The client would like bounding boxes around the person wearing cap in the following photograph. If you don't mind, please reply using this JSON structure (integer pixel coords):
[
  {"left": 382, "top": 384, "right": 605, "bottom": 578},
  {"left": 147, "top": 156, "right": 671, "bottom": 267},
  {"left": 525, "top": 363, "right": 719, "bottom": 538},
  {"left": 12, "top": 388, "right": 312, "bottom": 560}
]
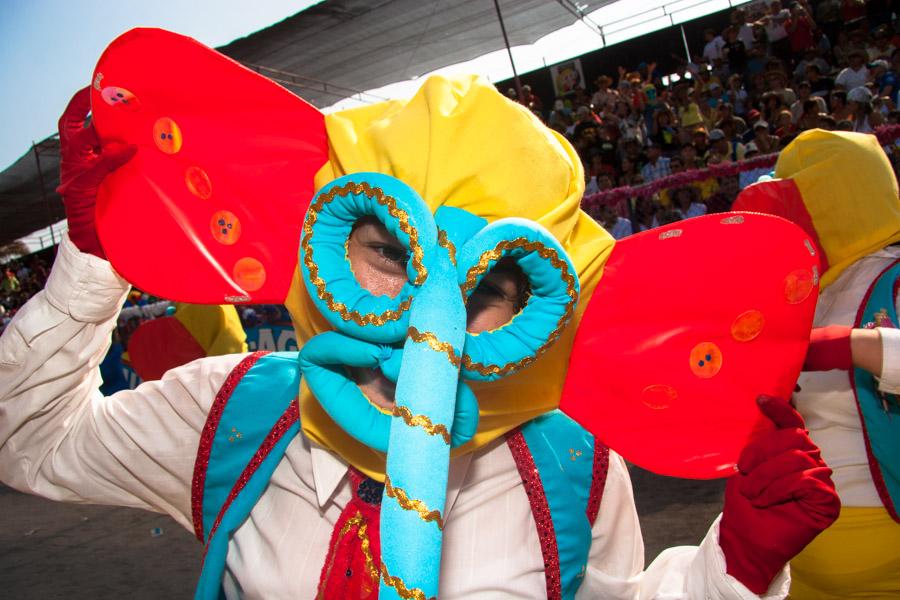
[
  {"left": 737, "top": 142, "right": 769, "bottom": 190},
  {"left": 734, "top": 129, "right": 900, "bottom": 599},
  {"left": 639, "top": 141, "right": 671, "bottom": 182},
  {"left": 710, "top": 127, "right": 745, "bottom": 163},
  {"left": 847, "top": 85, "right": 884, "bottom": 134},
  {"left": 752, "top": 119, "right": 778, "bottom": 154},
  {"left": 874, "top": 53, "right": 899, "bottom": 103},
  {"left": 836, "top": 49, "right": 870, "bottom": 91}
]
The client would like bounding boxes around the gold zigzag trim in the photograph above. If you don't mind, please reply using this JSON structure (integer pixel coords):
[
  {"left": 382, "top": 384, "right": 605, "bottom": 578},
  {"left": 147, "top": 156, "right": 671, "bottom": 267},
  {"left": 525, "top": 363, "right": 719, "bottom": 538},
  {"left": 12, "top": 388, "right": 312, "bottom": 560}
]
[
  {"left": 437, "top": 229, "right": 456, "bottom": 265},
  {"left": 460, "top": 237, "right": 578, "bottom": 377},
  {"left": 391, "top": 405, "right": 451, "bottom": 445},
  {"left": 384, "top": 474, "right": 445, "bottom": 530},
  {"left": 338, "top": 511, "right": 379, "bottom": 583},
  {"left": 407, "top": 326, "right": 461, "bottom": 367},
  {"left": 381, "top": 563, "right": 435, "bottom": 600},
  {"left": 301, "top": 181, "right": 426, "bottom": 326}
]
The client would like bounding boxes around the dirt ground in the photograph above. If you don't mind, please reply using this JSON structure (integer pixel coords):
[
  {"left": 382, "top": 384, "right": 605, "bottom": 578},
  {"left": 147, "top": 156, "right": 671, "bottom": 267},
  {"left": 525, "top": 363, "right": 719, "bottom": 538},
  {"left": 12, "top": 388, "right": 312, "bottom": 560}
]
[{"left": 0, "top": 467, "right": 724, "bottom": 598}]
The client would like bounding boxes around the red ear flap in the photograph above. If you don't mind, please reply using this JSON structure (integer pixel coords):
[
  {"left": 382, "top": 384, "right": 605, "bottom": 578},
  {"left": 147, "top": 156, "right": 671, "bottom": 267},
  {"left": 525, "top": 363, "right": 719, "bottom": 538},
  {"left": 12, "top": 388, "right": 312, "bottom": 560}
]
[
  {"left": 560, "top": 212, "right": 820, "bottom": 479},
  {"left": 732, "top": 178, "right": 829, "bottom": 270},
  {"left": 91, "top": 28, "right": 328, "bottom": 304}
]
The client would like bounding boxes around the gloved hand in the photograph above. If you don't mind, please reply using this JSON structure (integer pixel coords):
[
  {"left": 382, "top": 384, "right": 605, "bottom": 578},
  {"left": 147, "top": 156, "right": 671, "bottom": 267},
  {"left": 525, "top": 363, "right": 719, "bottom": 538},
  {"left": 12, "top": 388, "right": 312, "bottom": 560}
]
[
  {"left": 56, "top": 87, "right": 136, "bottom": 258},
  {"left": 803, "top": 325, "right": 853, "bottom": 371},
  {"left": 719, "top": 396, "right": 840, "bottom": 594}
]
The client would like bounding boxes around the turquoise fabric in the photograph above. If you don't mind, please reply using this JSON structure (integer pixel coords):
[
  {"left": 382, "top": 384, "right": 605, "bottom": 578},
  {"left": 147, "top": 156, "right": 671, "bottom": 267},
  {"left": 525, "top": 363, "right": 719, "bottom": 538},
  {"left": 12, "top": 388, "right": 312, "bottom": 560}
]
[
  {"left": 456, "top": 218, "right": 580, "bottom": 381},
  {"left": 298, "top": 332, "right": 479, "bottom": 450},
  {"left": 520, "top": 411, "right": 596, "bottom": 600},
  {"left": 853, "top": 260, "right": 900, "bottom": 515},
  {"left": 297, "top": 172, "right": 581, "bottom": 599},
  {"left": 195, "top": 352, "right": 302, "bottom": 600}
]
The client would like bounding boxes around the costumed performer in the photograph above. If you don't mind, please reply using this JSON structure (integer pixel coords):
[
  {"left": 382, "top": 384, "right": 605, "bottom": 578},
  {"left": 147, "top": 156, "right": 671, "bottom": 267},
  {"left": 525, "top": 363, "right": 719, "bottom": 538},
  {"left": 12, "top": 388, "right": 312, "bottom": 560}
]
[
  {"left": 0, "top": 73, "right": 836, "bottom": 599},
  {"left": 733, "top": 128, "right": 900, "bottom": 599}
]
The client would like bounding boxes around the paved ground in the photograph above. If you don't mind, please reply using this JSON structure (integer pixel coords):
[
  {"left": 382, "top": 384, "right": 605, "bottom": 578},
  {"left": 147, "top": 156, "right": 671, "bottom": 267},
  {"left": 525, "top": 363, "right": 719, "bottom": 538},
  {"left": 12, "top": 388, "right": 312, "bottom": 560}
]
[{"left": 0, "top": 467, "right": 724, "bottom": 598}]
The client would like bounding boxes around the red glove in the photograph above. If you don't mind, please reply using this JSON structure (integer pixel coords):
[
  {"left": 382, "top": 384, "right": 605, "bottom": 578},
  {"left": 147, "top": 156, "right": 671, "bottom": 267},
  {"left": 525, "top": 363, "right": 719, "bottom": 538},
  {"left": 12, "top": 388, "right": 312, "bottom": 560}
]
[
  {"left": 719, "top": 396, "right": 840, "bottom": 594},
  {"left": 56, "top": 87, "right": 136, "bottom": 258},
  {"left": 803, "top": 325, "right": 853, "bottom": 371}
]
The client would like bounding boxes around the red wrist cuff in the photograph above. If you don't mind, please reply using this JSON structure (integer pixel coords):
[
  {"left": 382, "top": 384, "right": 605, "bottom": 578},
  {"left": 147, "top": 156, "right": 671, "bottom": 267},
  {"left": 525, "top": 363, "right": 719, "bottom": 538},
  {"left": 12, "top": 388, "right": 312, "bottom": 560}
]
[{"left": 804, "top": 325, "right": 853, "bottom": 371}]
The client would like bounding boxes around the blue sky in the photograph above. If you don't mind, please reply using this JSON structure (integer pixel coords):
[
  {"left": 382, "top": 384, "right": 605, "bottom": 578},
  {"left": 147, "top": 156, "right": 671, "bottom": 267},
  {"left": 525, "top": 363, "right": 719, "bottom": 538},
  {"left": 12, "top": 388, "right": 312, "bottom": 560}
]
[{"left": 1, "top": 0, "right": 320, "bottom": 171}]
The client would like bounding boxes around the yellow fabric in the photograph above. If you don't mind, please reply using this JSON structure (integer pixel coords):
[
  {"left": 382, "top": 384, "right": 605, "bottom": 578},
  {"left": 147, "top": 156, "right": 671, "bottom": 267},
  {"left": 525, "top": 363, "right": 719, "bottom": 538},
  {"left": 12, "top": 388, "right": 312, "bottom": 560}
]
[
  {"left": 284, "top": 74, "right": 614, "bottom": 480},
  {"left": 173, "top": 304, "right": 248, "bottom": 356},
  {"left": 789, "top": 506, "right": 900, "bottom": 599},
  {"left": 775, "top": 129, "right": 900, "bottom": 289}
]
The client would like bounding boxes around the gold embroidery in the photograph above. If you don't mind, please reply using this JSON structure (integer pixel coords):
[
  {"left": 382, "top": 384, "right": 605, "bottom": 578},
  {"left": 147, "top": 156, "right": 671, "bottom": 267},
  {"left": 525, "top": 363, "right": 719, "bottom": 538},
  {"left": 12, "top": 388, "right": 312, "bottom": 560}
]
[
  {"left": 384, "top": 474, "right": 445, "bottom": 529},
  {"left": 437, "top": 229, "right": 456, "bottom": 265},
  {"left": 336, "top": 511, "right": 379, "bottom": 583},
  {"left": 459, "top": 238, "right": 578, "bottom": 376},
  {"left": 381, "top": 561, "right": 436, "bottom": 600},
  {"left": 391, "top": 405, "right": 451, "bottom": 445},
  {"left": 407, "top": 326, "right": 461, "bottom": 367},
  {"left": 301, "top": 181, "right": 427, "bottom": 325}
]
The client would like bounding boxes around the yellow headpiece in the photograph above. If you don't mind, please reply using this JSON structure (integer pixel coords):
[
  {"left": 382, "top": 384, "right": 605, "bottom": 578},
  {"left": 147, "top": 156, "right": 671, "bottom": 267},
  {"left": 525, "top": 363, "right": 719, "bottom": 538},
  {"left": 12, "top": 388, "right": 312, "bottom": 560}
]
[
  {"left": 774, "top": 129, "right": 900, "bottom": 288},
  {"left": 285, "top": 75, "right": 613, "bottom": 479}
]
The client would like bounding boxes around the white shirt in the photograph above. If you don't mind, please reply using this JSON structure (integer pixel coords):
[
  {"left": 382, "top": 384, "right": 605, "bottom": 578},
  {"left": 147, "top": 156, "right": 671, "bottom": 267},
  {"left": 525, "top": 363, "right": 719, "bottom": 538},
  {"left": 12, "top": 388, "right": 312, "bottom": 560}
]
[
  {"left": 795, "top": 246, "right": 900, "bottom": 507},
  {"left": 703, "top": 36, "right": 726, "bottom": 62},
  {"left": 835, "top": 66, "right": 869, "bottom": 91},
  {"left": 0, "top": 235, "right": 789, "bottom": 599}
]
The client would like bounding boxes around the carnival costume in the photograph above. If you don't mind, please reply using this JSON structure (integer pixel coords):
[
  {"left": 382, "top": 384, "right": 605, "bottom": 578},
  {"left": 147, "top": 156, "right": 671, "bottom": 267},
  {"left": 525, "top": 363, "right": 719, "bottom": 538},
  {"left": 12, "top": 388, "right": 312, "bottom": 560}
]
[
  {"left": 0, "top": 29, "right": 838, "bottom": 599},
  {"left": 735, "top": 129, "right": 900, "bottom": 598}
]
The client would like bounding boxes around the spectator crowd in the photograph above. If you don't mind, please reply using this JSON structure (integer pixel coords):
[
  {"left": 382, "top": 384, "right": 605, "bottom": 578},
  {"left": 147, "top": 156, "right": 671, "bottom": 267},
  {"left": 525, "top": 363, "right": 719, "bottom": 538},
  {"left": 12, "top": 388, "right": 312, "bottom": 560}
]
[{"left": 512, "top": 0, "right": 900, "bottom": 238}]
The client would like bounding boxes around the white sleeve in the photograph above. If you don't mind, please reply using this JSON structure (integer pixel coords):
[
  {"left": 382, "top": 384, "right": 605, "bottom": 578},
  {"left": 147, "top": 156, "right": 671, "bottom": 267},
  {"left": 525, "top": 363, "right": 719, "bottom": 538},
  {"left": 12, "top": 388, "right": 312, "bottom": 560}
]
[
  {"left": 576, "top": 452, "right": 789, "bottom": 599},
  {"left": 877, "top": 327, "right": 900, "bottom": 393},
  {"left": 0, "top": 235, "right": 245, "bottom": 530}
]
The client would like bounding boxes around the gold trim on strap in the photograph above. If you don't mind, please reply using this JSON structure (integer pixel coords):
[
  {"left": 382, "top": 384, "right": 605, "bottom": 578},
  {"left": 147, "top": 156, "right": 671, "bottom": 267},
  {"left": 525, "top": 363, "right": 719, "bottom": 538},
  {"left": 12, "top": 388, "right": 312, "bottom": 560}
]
[
  {"left": 407, "top": 326, "right": 461, "bottom": 367},
  {"left": 384, "top": 474, "right": 445, "bottom": 530},
  {"left": 391, "top": 405, "right": 451, "bottom": 445},
  {"left": 380, "top": 562, "right": 436, "bottom": 600},
  {"left": 437, "top": 229, "right": 456, "bottom": 265}
]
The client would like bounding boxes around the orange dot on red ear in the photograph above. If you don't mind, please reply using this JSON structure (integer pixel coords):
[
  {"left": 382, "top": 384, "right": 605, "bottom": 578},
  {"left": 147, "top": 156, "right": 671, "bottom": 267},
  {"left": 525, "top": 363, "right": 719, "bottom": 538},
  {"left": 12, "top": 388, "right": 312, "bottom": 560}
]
[
  {"left": 210, "top": 210, "right": 241, "bottom": 245},
  {"left": 152, "top": 117, "right": 183, "bottom": 154},
  {"left": 641, "top": 384, "right": 679, "bottom": 409},
  {"left": 784, "top": 269, "right": 814, "bottom": 304},
  {"left": 690, "top": 342, "right": 722, "bottom": 378},
  {"left": 186, "top": 166, "right": 212, "bottom": 199},
  {"left": 100, "top": 86, "right": 138, "bottom": 109},
  {"left": 233, "top": 257, "right": 266, "bottom": 292},
  {"left": 731, "top": 309, "right": 765, "bottom": 342}
]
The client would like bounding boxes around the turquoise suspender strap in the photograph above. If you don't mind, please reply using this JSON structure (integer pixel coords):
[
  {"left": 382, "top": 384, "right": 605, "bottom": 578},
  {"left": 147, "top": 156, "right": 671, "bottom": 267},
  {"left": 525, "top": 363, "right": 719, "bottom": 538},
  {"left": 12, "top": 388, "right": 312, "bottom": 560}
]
[
  {"left": 192, "top": 351, "right": 303, "bottom": 600},
  {"left": 852, "top": 259, "right": 900, "bottom": 521},
  {"left": 518, "top": 411, "right": 597, "bottom": 600}
]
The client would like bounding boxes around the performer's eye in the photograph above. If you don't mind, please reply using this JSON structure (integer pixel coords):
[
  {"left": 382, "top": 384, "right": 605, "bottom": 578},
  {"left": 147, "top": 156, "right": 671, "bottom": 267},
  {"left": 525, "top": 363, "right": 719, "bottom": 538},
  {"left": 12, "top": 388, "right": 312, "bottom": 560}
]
[{"left": 373, "top": 244, "right": 409, "bottom": 266}]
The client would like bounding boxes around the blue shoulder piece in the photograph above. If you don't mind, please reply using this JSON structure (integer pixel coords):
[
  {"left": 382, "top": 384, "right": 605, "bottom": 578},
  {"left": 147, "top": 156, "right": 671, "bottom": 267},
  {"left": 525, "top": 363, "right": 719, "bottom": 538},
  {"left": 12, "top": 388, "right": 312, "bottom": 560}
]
[
  {"left": 193, "top": 351, "right": 302, "bottom": 600},
  {"left": 853, "top": 259, "right": 900, "bottom": 521},
  {"left": 519, "top": 411, "right": 595, "bottom": 600}
]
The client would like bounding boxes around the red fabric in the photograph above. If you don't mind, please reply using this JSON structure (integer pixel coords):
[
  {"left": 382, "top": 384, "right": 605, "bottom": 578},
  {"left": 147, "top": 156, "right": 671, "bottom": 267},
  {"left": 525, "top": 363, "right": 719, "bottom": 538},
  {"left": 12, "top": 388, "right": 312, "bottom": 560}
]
[
  {"left": 127, "top": 316, "right": 206, "bottom": 381},
  {"left": 732, "top": 178, "right": 829, "bottom": 273},
  {"left": 56, "top": 87, "right": 136, "bottom": 258},
  {"left": 90, "top": 28, "right": 328, "bottom": 304},
  {"left": 719, "top": 396, "right": 840, "bottom": 594},
  {"left": 560, "top": 212, "right": 819, "bottom": 479},
  {"left": 317, "top": 469, "right": 383, "bottom": 600},
  {"left": 804, "top": 325, "right": 854, "bottom": 371}
]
